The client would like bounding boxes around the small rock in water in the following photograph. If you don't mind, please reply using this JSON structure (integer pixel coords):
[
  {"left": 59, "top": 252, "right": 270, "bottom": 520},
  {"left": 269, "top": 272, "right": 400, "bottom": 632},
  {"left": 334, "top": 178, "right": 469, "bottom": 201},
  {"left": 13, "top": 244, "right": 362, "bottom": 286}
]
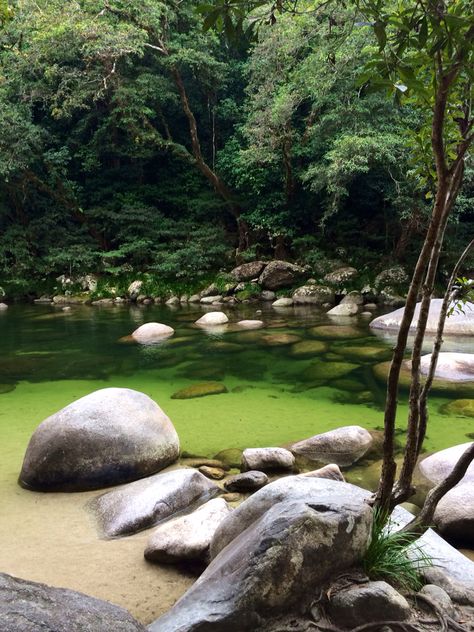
[
  {"left": 224, "top": 471, "right": 269, "bottom": 492},
  {"left": 214, "top": 448, "right": 243, "bottom": 469},
  {"left": 236, "top": 319, "right": 264, "bottom": 329},
  {"left": 327, "top": 302, "right": 359, "bottom": 316},
  {"left": 199, "top": 465, "right": 226, "bottom": 480},
  {"left": 0, "top": 302, "right": 8, "bottom": 310},
  {"left": 144, "top": 498, "right": 231, "bottom": 564},
  {"left": 195, "top": 311, "right": 229, "bottom": 326},
  {"left": 171, "top": 382, "right": 228, "bottom": 399},
  {"left": 241, "top": 447, "right": 295, "bottom": 472},
  {"left": 291, "top": 426, "right": 373, "bottom": 467},
  {"left": 131, "top": 322, "right": 174, "bottom": 343},
  {"left": 271, "top": 297, "right": 293, "bottom": 307}
]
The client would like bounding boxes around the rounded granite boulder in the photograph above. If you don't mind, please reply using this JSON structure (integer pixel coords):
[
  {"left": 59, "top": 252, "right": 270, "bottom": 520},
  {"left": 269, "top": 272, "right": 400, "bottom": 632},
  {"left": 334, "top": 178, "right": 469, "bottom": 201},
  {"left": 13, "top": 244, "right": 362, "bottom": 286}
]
[{"left": 19, "top": 387, "right": 180, "bottom": 492}]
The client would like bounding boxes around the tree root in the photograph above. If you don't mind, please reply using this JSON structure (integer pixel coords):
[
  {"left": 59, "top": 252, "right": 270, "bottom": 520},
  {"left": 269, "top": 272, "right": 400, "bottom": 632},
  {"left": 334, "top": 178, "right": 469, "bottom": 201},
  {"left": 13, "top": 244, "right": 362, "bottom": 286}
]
[{"left": 409, "top": 592, "right": 470, "bottom": 632}]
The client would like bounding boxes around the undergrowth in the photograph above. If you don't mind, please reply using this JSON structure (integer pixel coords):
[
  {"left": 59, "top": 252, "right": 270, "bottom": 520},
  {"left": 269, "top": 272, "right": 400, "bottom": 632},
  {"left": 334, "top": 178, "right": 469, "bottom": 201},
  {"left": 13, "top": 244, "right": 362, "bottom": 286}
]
[{"left": 363, "top": 509, "right": 433, "bottom": 592}]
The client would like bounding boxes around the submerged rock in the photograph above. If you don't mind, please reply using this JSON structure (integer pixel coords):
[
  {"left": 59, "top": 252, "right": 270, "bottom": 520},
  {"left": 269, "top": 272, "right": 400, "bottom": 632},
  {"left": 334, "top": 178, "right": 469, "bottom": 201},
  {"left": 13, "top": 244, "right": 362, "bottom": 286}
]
[
  {"left": 342, "top": 345, "right": 392, "bottom": 362},
  {"left": 144, "top": 498, "right": 232, "bottom": 564},
  {"left": 19, "top": 388, "right": 180, "bottom": 492},
  {"left": 131, "top": 322, "right": 174, "bottom": 343},
  {"left": 149, "top": 478, "right": 372, "bottom": 632},
  {"left": 89, "top": 468, "right": 219, "bottom": 538},
  {"left": 262, "top": 333, "right": 301, "bottom": 346},
  {"left": 440, "top": 399, "right": 474, "bottom": 417},
  {"left": 309, "top": 324, "right": 364, "bottom": 339},
  {"left": 301, "top": 361, "right": 358, "bottom": 382},
  {"left": 0, "top": 383, "right": 15, "bottom": 394},
  {"left": 241, "top": 447, "right": 295, "bottom": 472},
  {"left": 0, "top": 572, "right": 146, "bottom": 632},
  {"left": 370, "top": 299, "right": 474, "bottom": 336},
  {"left": 290, "top": 340, "right": 327, "bottom": 357},
  {"left": 214, "top": 448, "right": 243, "bottom": 469},
  {"left": 195, "top": 311, "right": 229, "bottom": 326},
  {"left": 171, "top": 382, "right": 228, "bottom": 399},
  {"left": 291, "top": 426, "right": 373, "bottom": 467}
]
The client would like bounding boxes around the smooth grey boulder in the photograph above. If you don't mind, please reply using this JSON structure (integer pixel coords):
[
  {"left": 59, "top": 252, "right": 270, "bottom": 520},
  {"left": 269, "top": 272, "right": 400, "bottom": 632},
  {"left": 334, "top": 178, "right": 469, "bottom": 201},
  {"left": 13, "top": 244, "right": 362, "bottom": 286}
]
[
  {"left": 230, "top": 261, "right": 267, "bottom": 282},
  {"left": 418, "top": 442, "right": 474, "bottom": 486},
  {"left": 200, "top": 295, "right": 223, "bottom": 305},
  {"left": 211, "top": 476, "right": 370, "bottom": 559},
  {"left": 328, "top": 580, "right": 410, "bottom": 628},
  {"left": 370, "top": 299, "right": 474, "bottom": 336},
  {"left": 433, "top": 483, "right": 474, "bottom": 545},
  {"left": 131, "top": 322, "right": 174, "bottom": 343},
  {"left": 148, "top": 494, "right": 372, "bottom": 632},
  {"left": 0, "top": 572, "right": 146, "bottom": 632},
  {"left": 241, "top": 447, "right": 295, "bottom": 472},
  {"left": 260, "top": 290, "right": 276, "bottom": 301},
  {"left": 419, "top": 352, "right": 474, "bottom": 381},
  {"left": 301, "top": 463, "right": 345, "bottom": 481},
  {"left": 327, "top": 302, "right": 359, "bottom": 316},
  {"left": 195, "top": 311, "right": 229, "bottom": 326},
  {"left": 89, "top": 468, "right": 219, "bottom": 538},
  {"left": 19, "top": 388, "right": 180, "bottom": 492},
  {"left": 291, "top": 426, "right": 373, "bottom": 467},
  {"left": 292, "top": 285, "right": 335, "bottom": 305},
  {"left": 144, "top": 498, "right": 232, "bottom": 563},
  {"left": 224, "top": 471, "right": 269, "bottom": 492},
  {"left": 258, "top": 260, "right": 305, "bottom": 290},
  {"left": 0, "top": 302, "right": 8, "bottom": 310}
]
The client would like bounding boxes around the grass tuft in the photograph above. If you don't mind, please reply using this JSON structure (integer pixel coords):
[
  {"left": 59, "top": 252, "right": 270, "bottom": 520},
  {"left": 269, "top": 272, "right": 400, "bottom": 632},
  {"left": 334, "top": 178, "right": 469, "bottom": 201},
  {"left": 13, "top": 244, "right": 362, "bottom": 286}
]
[{"left": 363, "top": 509, "right": 433, "bottom": 592}]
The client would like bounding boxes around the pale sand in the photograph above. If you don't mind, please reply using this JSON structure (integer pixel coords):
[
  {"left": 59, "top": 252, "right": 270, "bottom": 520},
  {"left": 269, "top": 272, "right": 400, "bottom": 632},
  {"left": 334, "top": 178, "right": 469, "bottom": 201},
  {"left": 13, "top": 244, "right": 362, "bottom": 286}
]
[{"left": 0, "top": 470, "right": 194, "bottom": 625}]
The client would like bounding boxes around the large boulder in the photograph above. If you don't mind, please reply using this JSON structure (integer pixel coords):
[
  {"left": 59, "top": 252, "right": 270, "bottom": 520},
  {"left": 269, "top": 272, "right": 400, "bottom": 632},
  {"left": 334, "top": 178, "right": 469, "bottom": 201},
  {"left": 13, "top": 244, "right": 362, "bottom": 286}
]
[
  {"left": 258, "top": 260, "right": 305, "bottom": 290},
  {"left": 323, "top": 266, "right": 358, "bottom": 286},
  {"left": 19, "top": 388, "right": 180, "bottom": 492},
  {"left": 144, "top": 498, "right": 232, "bottom": 563},
  {"left": 210, "top": 476, "right": 370, "bottom": 559},
  {"left": 149, "top": 479, "right": 372, "bottom": 632},
  {"left": 131, "top": 322, "right": 174, "bottom": 344},
  {"left": 127, "top": 280, "right": 143, "bottom": 300},
  {"left": 0, "top": 572, "right": 146, "bottom": 632},
  {"left": 89, "top": 468, "right": 219, "bottom": 538},
  {"left": 370, "top": 299, "right": 474, "bottom": 336},
  {"left": 373, "top": 356, "right": 474, "bottom": 396},
  {"left": 433, "top": 483, "right": 474, "bottom": 545},
  {"left": 230, "top": 261, "right": 267, "bottom": 282},
  {"left": 292, "top": 285, "right": 335, "bottom": 305},
  {"left": 374, "top": 266, "right": 409, "bottom": 290},
  {"left": 418, "top": 443, "right": 474, "bottom": 487},
  {"left": 291, "top": 426, "right": 373, "bottom": 467},
  {"left": 195, "top": 312, "right": 229, "bottom": 326}
]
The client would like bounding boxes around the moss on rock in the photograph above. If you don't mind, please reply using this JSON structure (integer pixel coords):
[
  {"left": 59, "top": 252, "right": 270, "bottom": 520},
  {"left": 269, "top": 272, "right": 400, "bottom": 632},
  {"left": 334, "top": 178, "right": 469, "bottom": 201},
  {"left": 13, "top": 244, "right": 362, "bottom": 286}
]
[{"left": 171, "top": 382, "right": 228, "bottom": 399}]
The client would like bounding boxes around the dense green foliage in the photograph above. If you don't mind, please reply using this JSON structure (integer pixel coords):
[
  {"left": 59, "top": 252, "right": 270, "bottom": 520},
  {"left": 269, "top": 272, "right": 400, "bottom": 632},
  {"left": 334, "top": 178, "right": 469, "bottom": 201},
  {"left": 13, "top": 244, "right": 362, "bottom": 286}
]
[{"left": 0, "top": 0, "right": 472, "bottom": 296}]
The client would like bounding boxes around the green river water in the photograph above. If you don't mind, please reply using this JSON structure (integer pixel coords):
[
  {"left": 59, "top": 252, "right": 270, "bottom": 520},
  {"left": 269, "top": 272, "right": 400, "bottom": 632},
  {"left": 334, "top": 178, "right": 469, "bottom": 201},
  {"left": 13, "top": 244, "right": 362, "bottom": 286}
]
[{"left": 0, "top": 302, "right": 472, "bottom": 623}]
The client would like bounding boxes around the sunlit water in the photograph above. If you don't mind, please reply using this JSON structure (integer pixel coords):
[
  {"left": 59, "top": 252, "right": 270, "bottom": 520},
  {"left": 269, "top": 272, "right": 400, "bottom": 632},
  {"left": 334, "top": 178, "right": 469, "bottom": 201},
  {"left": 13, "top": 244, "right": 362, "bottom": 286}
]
[{"left": 0, "top": 302, "right": 472, "bottom": 622}]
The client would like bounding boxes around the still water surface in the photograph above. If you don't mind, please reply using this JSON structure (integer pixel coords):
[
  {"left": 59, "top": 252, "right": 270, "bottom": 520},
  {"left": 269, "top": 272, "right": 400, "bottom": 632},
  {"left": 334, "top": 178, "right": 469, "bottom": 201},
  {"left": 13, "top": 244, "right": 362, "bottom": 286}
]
[{"left": 0, "top": 303, "right": 472, "bottom": 622}]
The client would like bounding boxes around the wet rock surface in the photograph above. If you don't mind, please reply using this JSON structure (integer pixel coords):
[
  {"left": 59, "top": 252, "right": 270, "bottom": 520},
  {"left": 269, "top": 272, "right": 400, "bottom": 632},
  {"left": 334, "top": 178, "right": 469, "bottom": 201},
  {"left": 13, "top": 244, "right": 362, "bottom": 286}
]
[
  {"left": 291, "top": 426, "right": 373, "bottom": 467},
  {"left": 241, "top": 447, "right": 295, "bottom": 472}
]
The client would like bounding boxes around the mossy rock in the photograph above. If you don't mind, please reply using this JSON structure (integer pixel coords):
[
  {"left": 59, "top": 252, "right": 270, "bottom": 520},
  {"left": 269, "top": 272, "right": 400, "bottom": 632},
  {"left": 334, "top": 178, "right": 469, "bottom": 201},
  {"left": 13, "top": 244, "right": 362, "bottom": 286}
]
[
  {"left": 171, "top": 382, "right": 228, "bottom": 399},
  {"left": 290, "top": 340, "right": 328, "bottom": 357},
  {"left": 301, "top": 361, "right": 359, "bottom": 382},
  {"left": 0, "top": 383, "right": 16, "bottom": 394},
  {"left": 177, "top": 361, "right": 225, "bottom": 381},
  {"left": 233, "top": 331, "right": 265, "bottom": 344},
  {"left": 331, "top": 378, "right": 367, "bottom": 393},
  {"left": 309, "top": 325, "right": 365, "bottom": 339},
  {"left": 213, "top": 448, "right": 243, "bottom": 469},
  {"left": 373, "top": 361, "right": 474, "bottom": 396},
  {"left": 341, "top": 345, "right": 392, "bottom": 363},
  {"left": 440, "top": 399, "right": 474, "bottom": 418},
  {"left": 333, "top": 390, "right": 374, "bottom": 405},
  {"left": 209, "top": 342, "right": 243, "bottom": 353},
  {"left": 262, "top": 333, "right": 302, "bottom": 346}
]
